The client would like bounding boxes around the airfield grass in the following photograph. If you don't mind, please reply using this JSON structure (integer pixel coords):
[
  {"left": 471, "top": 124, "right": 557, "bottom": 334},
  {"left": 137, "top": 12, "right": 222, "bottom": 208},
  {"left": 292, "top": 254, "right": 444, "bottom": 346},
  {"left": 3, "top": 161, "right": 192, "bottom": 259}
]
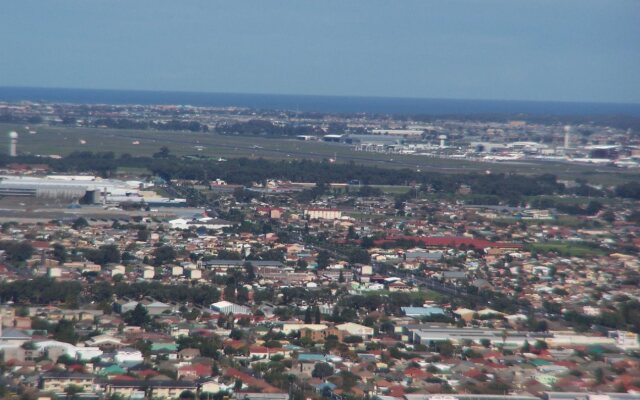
[
  {"left": 116, "top": 166, "right": 151, "bottom": 175},
  {"left": 1, "top": 123, "right": 638, "bottom": 184}
]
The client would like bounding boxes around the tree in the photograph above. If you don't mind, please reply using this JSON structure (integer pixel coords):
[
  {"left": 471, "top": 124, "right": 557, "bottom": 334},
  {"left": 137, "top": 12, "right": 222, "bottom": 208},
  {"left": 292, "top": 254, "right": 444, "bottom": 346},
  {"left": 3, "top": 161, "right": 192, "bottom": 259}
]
[
  {"left": 627, "top": 211, "right": 640, "bottom": 224},
  {"left": 338, "top": 370, "right": 360, "bottom": 391},
  {"left": 153, "top": 146, "right": 171, "bottom": 158},
  {"left": 534, "top": 340, "right": 548, "bottom": 350},
  {"left": 312, "top": 362, "right": 334, "bottom": 379},
  {"left": 0, "top": 240, "right": 34, "bottom": 263},
  {"left": 137, "top": 228, "right": 150, "bottom": 242},
  {"left": 179, "top": 391, "right": 196, "bottom": 400},
  {"left": 347, "top": 248, "right": 371, "bottom": 264},
  {"left": 316, "top": 250, "right": 330, "bottom": 270},
  {"left": 134, "top": 339, "right": 152, "bottom": 358},
  {"left": 343, "top": 335, "right": 363, "bottom": 344},
  {"left": 304, "top": 307, "right": 312, "bottom": 324},
  {"left": 601, "top": 210, "right": 615, "bottom": 223},
  {"left": 125, "top": 304, "right": 150, "bottom": 327},
  {"left": 314, "top": 306, "right": 321, "bottom": 324},
  {"left": 244, "top": 262, "right": 256, "bottom": 281},
  {"left": 594, "top": 367, "right": 606, "bottom": 385},
  {"left": 154, "top": 245, "right": 176, "bottom": 266},
  {"left": 53, "top": 320, "right": 79, "bottom": 344},
  {"left": 72, "top": 217, "right": 89, "bottom": 230},
  {"left": 100, "top": 244, "right": 121, "bottom": 264},
  {"left": 229, "top": 328, "right": 244, "bottom": 340},
  {"left": 586, "top": 200, "right": 603, "bottom": 215},
  {"left": 360, "top": 236, "right": 375, "bottom": 248},
  {"left": 52, "top": 243, "right": 68, "bottom": 263},
  {"left": 84, "top": 244, "right": 120, "bottom": 265},
  {"left": 615, "top": 182, "right": 640, "bottom": 199},
  {"left": 64, "top": 384, "right": 84, "bottom": 399}
]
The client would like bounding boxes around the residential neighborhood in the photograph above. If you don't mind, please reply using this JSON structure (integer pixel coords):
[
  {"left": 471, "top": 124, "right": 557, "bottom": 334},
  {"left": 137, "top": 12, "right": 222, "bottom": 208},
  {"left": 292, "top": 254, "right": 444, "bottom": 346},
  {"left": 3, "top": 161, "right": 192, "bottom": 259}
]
[{"left": 0, "top": 164, "right": 637, "bottom": 400}]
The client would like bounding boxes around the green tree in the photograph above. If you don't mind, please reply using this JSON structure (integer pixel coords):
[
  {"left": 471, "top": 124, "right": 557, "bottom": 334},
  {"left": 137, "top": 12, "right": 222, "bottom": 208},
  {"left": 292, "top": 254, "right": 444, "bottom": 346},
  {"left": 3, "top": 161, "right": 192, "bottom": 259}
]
[
  {"left": 601, "top": 210, "right": 615, "bottom": 223},
  {"left": 84, "top": 244, "right": 120, "bottom": 265},
  {"left": 229, "top": 328, "right": 244, "bottom": 340},
  {"left": 534, "top": 340, "right": 548, "bottom": 350},
  {"left": 179, "top": 390, "right": 196, "bottom": 400},
  {"left": 594, "top": 367, "right": 606, "bottom": 385},
  {"left": 627, "top": 211, "right": 640, "bottom": 224},
  {"left": 53, "top": 320, "right": 79, "bottom": 344},
  {"left": 244, "top": 262, "right": 256, "bottom": 281},
  {"left": 72, "top": 217, "right": 89, "bottom": 230},
  {"left": 0, "top": 240, "right": 34, "bottom": 263},
  {"left": 304, "top": 307, "right": 312, "bottom": 324},
  {"left": 153, "top": 146, "right": 171, "bottom": 158},
  {"left": 154, "top": 245, "right": 176, "bottom": 266},
  {"left": 52, "top": 243, "right": 68, "bottom": 263},
  {"left": 316, "top": 250, "right": 330, "bottom": 270},
  {"left": 64, "top": 384, "right": 84, "bottom": 399},
  {"left": 312, "top": 362, "right": 334, "bottom": 379},
  {"left": 137, "top": 229, "right": 150, "bottom": 242},
  {"left": 586, "top": 200, "right": 603, "bottom": 215},
  {"left": 125, "top": 303, "right": 150, "bottom": 327}
]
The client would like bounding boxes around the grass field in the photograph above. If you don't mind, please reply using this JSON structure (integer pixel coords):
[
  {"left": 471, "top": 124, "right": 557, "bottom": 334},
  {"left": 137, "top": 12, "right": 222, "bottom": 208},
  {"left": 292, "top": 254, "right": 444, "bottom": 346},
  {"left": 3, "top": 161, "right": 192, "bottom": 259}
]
[
  {"left": 525, "top": 242, "right": 608, "bottom": 257},
  {"left": 1, "top": 123, "right": 638, "bottom": 184}
]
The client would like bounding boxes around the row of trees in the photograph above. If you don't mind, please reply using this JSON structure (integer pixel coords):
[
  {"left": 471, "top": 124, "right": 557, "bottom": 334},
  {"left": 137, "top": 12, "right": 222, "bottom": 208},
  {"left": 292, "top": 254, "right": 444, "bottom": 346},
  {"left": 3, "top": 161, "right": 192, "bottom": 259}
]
[
  {"left": 0, "top": 278, "right": 220, "bottom": 308},
  {"left": 91, "top": 118, "right": 208, "bottom": 132},
  {"left": 0, "top": 152, "right": 572, "bottom": 196},
  {"left": 216, "top": 119, "right": 324, "bottom": 137},
  {"left": 6, "top": 150, "right": 638, "bottom": 201}
]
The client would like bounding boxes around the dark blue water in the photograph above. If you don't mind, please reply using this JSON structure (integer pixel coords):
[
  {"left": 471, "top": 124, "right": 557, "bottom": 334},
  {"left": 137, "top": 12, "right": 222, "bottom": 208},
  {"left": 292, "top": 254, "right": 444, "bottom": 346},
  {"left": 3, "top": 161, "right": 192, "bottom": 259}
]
[{"left": 1, "top": 86, "right": 639, "bottom": 117}]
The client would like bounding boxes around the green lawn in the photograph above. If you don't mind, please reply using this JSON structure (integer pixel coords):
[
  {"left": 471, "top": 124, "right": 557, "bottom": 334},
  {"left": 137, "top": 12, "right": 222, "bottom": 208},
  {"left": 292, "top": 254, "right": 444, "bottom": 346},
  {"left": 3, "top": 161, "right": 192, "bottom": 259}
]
[{"left": 525, "top": 242, "right": 608, "bottom": 257}]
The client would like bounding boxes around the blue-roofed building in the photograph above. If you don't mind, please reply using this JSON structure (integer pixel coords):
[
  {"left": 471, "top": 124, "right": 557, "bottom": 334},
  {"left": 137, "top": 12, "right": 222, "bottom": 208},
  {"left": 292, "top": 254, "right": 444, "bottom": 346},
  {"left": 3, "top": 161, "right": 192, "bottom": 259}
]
[
  {"left": 297, "top": 353, "right": 327, "bottom": 363},
  {"left": 401, "top": 306, "right": 446, "bottom": 318}
]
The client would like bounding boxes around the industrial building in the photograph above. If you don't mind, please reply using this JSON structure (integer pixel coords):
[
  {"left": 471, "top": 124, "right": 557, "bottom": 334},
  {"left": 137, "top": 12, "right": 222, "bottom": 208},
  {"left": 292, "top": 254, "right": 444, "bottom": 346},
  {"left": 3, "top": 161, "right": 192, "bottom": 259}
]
[
  {"left": 0, "top": 175, "right": 185, "bottom": 206},
  {"left": 209, "top": 300, "right": 252, "bottom": 315}
]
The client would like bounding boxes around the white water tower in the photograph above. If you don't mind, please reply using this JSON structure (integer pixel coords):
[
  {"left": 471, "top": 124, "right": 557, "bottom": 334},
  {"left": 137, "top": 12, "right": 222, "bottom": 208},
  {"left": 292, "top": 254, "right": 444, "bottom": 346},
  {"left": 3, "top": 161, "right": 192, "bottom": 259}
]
[
  {"left": 8, "top": 131, "right": 18, "bottom": 157},
  {"left": 438, "top": 134, "right": 447, "bottom": 148}
]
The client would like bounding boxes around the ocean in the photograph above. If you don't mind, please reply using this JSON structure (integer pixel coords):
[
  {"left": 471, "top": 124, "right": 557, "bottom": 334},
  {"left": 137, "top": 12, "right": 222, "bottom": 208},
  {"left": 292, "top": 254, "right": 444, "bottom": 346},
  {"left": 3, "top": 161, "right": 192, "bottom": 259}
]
[{"left": 1, "top": 86, "right": 639, "bottom": 117}]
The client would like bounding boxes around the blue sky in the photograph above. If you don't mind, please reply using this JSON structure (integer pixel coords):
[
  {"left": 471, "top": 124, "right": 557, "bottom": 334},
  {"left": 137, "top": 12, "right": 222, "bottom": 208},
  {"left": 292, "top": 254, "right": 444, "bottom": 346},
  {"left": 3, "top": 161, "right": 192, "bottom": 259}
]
[{"left": 1, "top": 0, "right": 639, "bottom": 103}]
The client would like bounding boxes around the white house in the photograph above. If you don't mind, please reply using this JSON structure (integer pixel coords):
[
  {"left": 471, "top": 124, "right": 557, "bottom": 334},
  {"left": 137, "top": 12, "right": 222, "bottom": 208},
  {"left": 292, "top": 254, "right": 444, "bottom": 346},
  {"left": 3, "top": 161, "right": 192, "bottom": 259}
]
[
  {"left": 114, "top": 348, "right": 144, "bottom": 365},
  {"left": 336, "top": 322, "right": 374, "bottom": 338},
  {"left": 34, "top": 340, "right": 103, "bottom": 361}
]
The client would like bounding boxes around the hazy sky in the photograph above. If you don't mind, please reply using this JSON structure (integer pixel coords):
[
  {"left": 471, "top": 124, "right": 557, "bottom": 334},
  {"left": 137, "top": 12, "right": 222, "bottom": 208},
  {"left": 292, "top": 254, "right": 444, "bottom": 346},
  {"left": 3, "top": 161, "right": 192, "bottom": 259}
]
[{"left": 1, "top": 0, "right": 639, "bottom": 103}]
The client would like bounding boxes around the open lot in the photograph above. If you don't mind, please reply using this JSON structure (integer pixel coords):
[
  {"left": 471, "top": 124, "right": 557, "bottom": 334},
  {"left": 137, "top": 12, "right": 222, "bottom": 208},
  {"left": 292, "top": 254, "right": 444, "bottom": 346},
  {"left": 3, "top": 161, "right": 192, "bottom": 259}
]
[{"left": 1, "top": 123, "right": 639, "bottom": 184}]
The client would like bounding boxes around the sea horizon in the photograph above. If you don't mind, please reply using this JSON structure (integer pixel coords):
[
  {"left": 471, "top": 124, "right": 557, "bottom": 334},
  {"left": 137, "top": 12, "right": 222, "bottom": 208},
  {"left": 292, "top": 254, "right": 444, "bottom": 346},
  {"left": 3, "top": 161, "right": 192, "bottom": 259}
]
[{"left": 1, "top": 86, "right": 639, "bottom": 117}]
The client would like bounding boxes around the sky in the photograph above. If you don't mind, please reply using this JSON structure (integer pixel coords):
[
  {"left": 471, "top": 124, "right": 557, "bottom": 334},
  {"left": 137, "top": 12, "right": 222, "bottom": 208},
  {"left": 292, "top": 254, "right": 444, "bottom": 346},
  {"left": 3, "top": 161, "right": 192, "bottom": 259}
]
[{"left": 1, "top": 0, "right": 639, "bottom": 103}]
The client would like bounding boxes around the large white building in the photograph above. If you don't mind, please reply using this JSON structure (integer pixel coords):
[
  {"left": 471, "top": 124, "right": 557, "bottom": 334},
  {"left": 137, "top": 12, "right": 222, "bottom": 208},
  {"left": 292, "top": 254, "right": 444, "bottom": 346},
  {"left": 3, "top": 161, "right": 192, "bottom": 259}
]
[
  {"left": 114, "top": 348, "right": 144, "bottom": 365},
  {"left": 303, "top": 208, "right": 342, "bottom": 220},
  {"left": 33, "top": 340, "right": 103, "bottom": 361},
  {"left": 210, "top": 301, "right": 251, "bottom": 315},
  {"left": 0, "top": 175, "right": 185, "bottom": 205},
  {"left": 336, "top": 322, "right": 374, "bottom": 338}
]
